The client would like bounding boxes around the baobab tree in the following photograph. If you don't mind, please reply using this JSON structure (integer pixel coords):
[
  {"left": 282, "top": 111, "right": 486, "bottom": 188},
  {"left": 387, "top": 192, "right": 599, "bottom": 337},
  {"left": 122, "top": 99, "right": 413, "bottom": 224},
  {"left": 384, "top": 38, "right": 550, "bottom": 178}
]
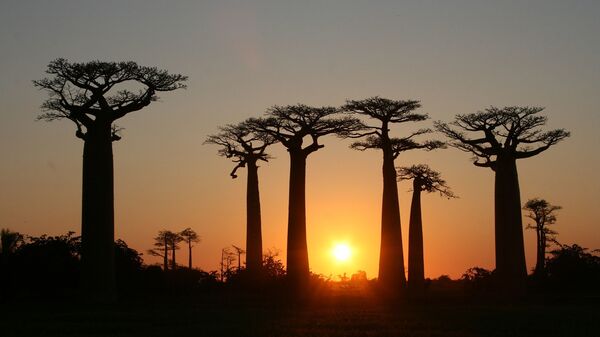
[
  {"left": 180, "top": 228, "right": 200, "bottom": 269},
  {"left": 148, "top": 230, "right": 172, "bottom": 271},
  {"left": 397, "top": 164, "right": 456, "bottom": 292},
  {"left": 167, "top": 231, "right": 183, "bottom": 270},
  {"left": 205, "top": 122, "right": 275, "bottom": 276},
  {"left": 247, "top": 105, "right": 362, "bottom": 284},
  {"left": 523, "top": 198, "right": 561, "bottom": 277},
  {"left": 34, "top": 59, "right": 186, "bottom": 300},
  {"left": 435, "top": 106, "right": 569, "bottom": 292},
  {"left": 341, "top": 97, "right": 442, "bottom": 289}
]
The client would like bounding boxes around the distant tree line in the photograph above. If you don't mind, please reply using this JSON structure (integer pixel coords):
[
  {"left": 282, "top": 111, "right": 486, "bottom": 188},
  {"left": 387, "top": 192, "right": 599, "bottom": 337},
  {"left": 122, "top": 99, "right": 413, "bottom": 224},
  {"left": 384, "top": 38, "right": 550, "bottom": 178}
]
[{"left": 0, "top": 228, "right": 289, "bottom": 300}]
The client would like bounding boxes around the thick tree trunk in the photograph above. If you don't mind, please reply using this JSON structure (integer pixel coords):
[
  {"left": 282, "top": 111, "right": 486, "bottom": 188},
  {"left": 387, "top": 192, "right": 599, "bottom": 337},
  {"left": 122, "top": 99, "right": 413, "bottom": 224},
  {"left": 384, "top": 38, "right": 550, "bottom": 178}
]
[
  {"left": 188, "top": 241, "right": 192, "bottom": 269},
  {"left": 286, "top": 151, "right": 309, "bottom": 284},
  {"left": 408, "top": 180, "right": 424, "bottom": 292},
  {"left": 80, "top": 121, "right": 116, "bottom": 302},
  {"left": 378, "top": 143, "right": 407, "bottom": 290},
  {"left": 494, "top": 155, "right": 527, "bottom": 293},
  {"left": 246, "top": 160, "right": 263, "bottom": 276}
]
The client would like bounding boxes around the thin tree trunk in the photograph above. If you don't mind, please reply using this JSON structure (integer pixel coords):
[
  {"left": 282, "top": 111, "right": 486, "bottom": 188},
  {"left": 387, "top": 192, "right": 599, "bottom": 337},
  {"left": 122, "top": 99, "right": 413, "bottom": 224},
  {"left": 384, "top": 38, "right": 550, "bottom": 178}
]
[
  {"left": 494, "top": 155, "right": 527, "bottom": 293},
  {"left": 534, "top": 227, "right": 543, "bottom": 276},
  {"left": 246, "top": 160, "right": 263, "bottom": 276},
  {"left": 286, "top": 151, "right": 309, "bottom": 284},
  {"left": 80, "top": 121, "right": 116, "bottom": 302},
  {"left": 188, "top": 240, "right": 192, "bottom": 269},
  {"left": 163, "top": 237, "right": 169, "bottom": 271},
  {"left": 536, "top": 227, "right": 546, "bottom": 276},
  {"left": 408, "top": 180, "right": 424, "bottom": 291},
  {"left": 378, "top": 137, "right": 406, "bottom": 290},
  {"left": 171, "top": 245, "right": 176, "bottom": 270}
]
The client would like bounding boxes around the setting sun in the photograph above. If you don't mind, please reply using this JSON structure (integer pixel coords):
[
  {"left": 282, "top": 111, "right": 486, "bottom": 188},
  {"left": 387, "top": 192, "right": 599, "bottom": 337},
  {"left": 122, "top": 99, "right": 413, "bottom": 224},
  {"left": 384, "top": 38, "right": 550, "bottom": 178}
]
[{"left": 332, "top": 243, "right": 352, "bottom": 262}]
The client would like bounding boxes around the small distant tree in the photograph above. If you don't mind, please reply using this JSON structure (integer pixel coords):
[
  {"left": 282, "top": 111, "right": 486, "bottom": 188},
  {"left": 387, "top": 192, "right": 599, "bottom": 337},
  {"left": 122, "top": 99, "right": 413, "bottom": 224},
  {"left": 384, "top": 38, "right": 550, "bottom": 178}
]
[
  {"left": 232, "top": 245, "right": 246, "bottom": 271},
  {"left": 220, "top": 247, "right": 236, "bottom": 282},
  {"left": 179, "top": 228, "right": 200, "bottom": 269},
  {"left": 436, "top": 106, "right": 569, "bottom": 293},
  {"left": 342, "top": 97, "right": 443, "bottom": 289},
  {"left": 397, "top": 164, "right": 456, "bottom": 292},
  {"left": 461, "top": 267, "right": 493, "bottom": 293},
  {"left": 523, "top": 198, "right": 561, "bottom": 277},
  {"left": 205, "top": 122, "right": 275, "bottom": 276},
  {"left": 34, "top": 59, "right": 187, "bottom": 301},
  {"left": 148, "top": 230, "right": 171, "bottom": 271},
  {"left": 166, "top": 231, "right": 183, "bottom": 270},
  {"left": 262, "top": 249, "right": 286, "bottom": 280},
  {"left": 248, "top": 105, "right": 362, "bottom": 284}
]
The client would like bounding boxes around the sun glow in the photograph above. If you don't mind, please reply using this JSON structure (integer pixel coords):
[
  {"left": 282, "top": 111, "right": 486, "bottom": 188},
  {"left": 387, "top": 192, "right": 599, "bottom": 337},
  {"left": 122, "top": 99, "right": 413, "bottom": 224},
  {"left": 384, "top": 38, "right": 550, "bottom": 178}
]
[{"left": 332, "top": 243, "right": 352, "bottom": 262}]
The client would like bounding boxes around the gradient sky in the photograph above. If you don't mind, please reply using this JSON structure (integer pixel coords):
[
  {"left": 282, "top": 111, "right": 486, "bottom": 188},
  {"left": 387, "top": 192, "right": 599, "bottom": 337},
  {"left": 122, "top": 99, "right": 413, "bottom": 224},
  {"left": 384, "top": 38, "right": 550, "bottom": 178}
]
[{"left": 1, "top": 0, "right": 599, "bottom": 279}]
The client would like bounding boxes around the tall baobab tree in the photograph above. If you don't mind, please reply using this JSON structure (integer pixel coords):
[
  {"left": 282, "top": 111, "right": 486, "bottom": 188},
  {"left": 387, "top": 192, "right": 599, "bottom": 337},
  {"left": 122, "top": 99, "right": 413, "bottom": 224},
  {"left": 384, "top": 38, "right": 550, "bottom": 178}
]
[
  {"left": 205, "top": 122, "right": 275, "bottom": 276},
  {"left": 397, "top": 164, "right": 456, "bottom": 292},
  {"left": 34, "top": 59, "right": 186, "bottom": 300},
  {"left": 523, "top": 198, "right": 561, "bottom": 277},
  {"left": 248, "top": 105, "right": 362, "bottom": 284},
  {"left": 341, "top": 97, "right": 442, "bottom": 290},
  {"left": 180, "top": 228, "right": 200, "bottom": 269},
  {"left": 435, "top": 106, "right": 569, "bottom": 292}
]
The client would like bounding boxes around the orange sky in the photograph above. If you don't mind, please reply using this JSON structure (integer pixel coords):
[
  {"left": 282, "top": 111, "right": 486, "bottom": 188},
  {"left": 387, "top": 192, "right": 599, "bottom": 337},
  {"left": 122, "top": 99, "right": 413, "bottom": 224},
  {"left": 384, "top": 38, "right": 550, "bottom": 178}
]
[{"left": 1, "top": 1, "right": 599, "bottom": 279}]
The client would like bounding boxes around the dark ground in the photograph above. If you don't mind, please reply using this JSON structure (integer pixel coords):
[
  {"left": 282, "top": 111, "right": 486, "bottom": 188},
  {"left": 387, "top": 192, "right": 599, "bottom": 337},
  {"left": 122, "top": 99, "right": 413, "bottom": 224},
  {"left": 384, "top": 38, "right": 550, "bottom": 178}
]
[{"left": 2, "top": 288, "right": 599, "bottom": 337}]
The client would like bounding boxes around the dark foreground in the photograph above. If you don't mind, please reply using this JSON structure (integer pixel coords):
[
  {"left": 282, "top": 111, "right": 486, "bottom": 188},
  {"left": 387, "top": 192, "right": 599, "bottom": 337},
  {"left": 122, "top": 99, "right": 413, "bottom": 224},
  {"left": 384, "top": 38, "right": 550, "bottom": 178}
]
[{"left": 2, "top": 289, "right": 599, "bottom": 337}]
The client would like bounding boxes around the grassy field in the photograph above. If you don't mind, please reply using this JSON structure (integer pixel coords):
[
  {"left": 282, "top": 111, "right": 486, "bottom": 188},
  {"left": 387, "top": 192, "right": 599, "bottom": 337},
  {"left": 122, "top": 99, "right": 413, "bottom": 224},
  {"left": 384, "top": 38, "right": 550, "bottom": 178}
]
[{"left": 2, "top": 289, "right": 599, "bottom": 337}]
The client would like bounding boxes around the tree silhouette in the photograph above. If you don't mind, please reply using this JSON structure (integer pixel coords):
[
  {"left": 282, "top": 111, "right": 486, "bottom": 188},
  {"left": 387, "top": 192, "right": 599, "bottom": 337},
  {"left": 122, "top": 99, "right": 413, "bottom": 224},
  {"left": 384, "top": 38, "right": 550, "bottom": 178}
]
[
  {"left": 167, "top": 231, "right": 183, "bottom": 270},
  {"left": 232, "top": 245, "right": 246, "bottom": 271},
  {"left": 220, "top": 247, "right": 236, "bottom": 282},
  {"left": 435, "top": 106, "right": 569, "bottom": 293},
  {"left": 205, "top": 122, "right": 275, "bottom": 277},
  {"left": 148, "top": 230, "right": 171, "bottom": 271},
  {"left": 342, "top": 97, "right": 442, "bottom": 289},
  {"left": 180, "top": 228, "right": 200, "bottom": 269},
  {"left": 262, "top": 249, "right": 286, "bottom": 280},
  {"left": 523, "top": 198, "right": 561, "bottom": 277},
  {"left": 1, "top": 229, "right": 23, "bottom": 256},
  {"left": 34, "top": 59, "right": 187, "bottom": 301},
  {"left": 397, "top": 164, "right": 456, "bottom": 292},
  {"left": 247, "top": 105, "right": 362, "bottom": 284}
]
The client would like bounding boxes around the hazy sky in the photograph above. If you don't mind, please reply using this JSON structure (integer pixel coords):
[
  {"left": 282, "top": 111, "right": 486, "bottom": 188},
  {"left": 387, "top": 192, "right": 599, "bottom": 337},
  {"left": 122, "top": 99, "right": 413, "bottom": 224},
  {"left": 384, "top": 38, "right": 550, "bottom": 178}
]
[{"left": 1, "top": 0, "right": 599, "bottom": 279}]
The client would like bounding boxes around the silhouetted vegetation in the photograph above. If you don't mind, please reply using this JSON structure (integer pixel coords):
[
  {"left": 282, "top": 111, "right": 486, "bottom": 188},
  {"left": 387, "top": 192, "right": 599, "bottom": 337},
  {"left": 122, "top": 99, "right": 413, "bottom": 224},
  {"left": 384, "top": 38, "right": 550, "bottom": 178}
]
[
  {"left": 523, "top": 198, "right": 561, "bottom": 278},
  {"left": 436, "top": 106, "right": 569, "bottom": 294},
  {"left": 544, "top": 242, "right": 600, "bottom": 292},
  {"left": 342, "top": 97, "right": 443, "bottom": 291},
  {"left": 34, "top": 59, "right": 187, "bottom": 302},
  {"left": 397, "top": 164, "right": 456, "bottom": 293}
]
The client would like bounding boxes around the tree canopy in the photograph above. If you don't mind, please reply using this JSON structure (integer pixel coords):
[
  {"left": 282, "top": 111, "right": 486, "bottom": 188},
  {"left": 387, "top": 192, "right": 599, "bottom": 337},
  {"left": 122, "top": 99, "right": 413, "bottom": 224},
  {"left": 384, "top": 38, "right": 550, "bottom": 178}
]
[
  {"left": 205, "top": 121, "right": 276, "bottom": 178},
  {"left": 434, "top": 106, "right": 570, "bottom": 169},
  {"left": 34, "top": 58, "right": 187, "bottom": 140},
  {"left": 247, "top": 104, "right": 363, "bottom": 154}
]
